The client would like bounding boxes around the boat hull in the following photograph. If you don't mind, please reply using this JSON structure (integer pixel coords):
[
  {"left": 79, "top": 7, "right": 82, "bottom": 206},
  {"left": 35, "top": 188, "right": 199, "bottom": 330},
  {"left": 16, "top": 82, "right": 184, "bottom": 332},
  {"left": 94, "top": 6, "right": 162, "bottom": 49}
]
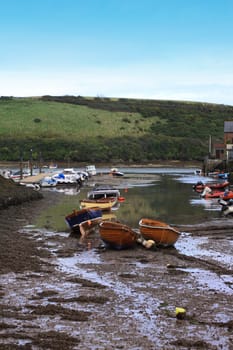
[
  {"left": 193, "top": 181, "right": 229, "bottom": 192},
  {"left": 202, "top": 191, "right": 224, "bottom": 199},
  {"left": 222, "top": 191, "right": 233, "bottom": 200},
  {"left": 139, "top": 219, "right": 180, "bottom": 247},
  {"left": 99, "top": 221, "right": 137, "bottom": 250},
  {"left": 65, "top": 208, "right": 102, "bottom": 234},
  {"left": 201, "top": 190, "right": 233, "bottom": 199},
  {"left": 80, "top": 197, "right": 117, "bottom": 211},
  {"left": 87, "top": 185, "right": 120, "bottom": 200}
]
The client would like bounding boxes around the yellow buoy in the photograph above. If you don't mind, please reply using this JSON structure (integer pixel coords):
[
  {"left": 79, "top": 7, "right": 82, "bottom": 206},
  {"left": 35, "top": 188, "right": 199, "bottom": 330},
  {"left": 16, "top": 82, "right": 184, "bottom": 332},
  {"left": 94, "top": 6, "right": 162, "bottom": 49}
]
[{"left": 175, "top": 307, "right": 186, "bottom": 319}]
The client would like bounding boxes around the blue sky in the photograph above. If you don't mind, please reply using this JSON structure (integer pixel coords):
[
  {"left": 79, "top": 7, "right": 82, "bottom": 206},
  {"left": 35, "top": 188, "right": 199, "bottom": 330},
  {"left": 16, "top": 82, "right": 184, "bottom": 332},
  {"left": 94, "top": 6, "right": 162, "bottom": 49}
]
[{"left": 1, "top": 0, "right": 233, "bottom": 105}]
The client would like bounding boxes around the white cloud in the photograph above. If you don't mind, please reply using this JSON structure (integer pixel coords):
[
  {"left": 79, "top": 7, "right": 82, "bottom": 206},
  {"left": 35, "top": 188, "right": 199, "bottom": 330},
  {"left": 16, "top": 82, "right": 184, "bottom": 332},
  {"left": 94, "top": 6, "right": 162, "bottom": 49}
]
[{"left": 0, "top": 64, "right": 233, "bottom": 106}]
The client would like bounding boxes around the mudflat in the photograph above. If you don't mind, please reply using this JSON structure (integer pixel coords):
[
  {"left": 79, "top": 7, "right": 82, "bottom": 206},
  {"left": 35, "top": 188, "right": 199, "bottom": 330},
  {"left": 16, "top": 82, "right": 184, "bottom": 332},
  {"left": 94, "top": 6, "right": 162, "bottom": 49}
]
[{"left": 0, "top": 178, "right": 233, "bottom": 349}]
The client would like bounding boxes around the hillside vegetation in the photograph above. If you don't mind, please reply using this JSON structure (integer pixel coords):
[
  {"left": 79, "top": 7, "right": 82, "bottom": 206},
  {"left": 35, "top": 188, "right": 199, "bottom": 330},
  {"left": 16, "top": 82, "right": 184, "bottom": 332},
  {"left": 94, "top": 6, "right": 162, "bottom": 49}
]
[{"left": 0, "top": 95, "right": 233, "bottom": 163}]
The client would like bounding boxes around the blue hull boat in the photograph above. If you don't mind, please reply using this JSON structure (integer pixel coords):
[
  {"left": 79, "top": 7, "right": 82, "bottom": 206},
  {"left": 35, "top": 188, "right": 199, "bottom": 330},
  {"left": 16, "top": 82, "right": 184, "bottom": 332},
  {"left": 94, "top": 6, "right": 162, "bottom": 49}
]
[{"left": 65, "top": 208, "right": 102, "bottom": 234}]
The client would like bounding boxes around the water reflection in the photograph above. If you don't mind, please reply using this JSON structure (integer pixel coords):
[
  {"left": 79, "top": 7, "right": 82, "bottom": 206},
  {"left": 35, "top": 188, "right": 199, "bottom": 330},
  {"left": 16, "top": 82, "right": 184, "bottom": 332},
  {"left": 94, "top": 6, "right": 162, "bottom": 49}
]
[
  {"left": 115, "top": 174, "right": 221, "bottom": 227},
  {"left": 36, "top": 169, "right": 222, "bottom": 231},
  {"left": 190, "top": 198, "right": 220, "bottom": 211}
]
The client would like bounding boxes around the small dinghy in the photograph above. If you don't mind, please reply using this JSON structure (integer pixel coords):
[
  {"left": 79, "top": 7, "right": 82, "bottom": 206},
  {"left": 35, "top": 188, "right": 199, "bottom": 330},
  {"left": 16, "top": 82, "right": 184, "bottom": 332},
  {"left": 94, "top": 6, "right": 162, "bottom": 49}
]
[
  {"left": 80, "top": 197, "right": 117, "bottom": 211},
  {"left": 139, "top": 218, "right": 180, "bottom": 247},
  {"left": 99, "top": 221, "right": 137, "bottom": 250},
  {"left": 65, "top": 208, "right": 102, "bottom": 235}
]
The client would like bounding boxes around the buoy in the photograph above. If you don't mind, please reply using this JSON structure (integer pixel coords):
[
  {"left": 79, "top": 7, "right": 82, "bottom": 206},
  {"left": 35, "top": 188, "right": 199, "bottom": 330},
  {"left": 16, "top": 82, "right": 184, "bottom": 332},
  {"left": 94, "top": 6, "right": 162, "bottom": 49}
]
[
  {"left": 175, "top": 307, "right": 186, "bottom": 319},
  {"left": 142, "top": 239, "right": 155, "bottom": 249}
]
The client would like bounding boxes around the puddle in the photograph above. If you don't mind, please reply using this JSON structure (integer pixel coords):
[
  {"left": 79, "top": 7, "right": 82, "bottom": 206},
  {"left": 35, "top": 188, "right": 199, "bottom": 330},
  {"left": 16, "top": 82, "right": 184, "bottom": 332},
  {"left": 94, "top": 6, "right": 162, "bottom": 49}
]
[
  {"left": 20, "top": 227, "right": 68, "bottom": 239},
  {"left": 58, "top": 251, "right": 102, "bottom": 270},
  {"left": 177, "top": 234, "right": 233, "bottom": 268},
  {"left": 178, "top": 267, "right": 233, "bottom": 294},
  {"left": 57, "top": 256, "right": 161, "bottom": 342}
]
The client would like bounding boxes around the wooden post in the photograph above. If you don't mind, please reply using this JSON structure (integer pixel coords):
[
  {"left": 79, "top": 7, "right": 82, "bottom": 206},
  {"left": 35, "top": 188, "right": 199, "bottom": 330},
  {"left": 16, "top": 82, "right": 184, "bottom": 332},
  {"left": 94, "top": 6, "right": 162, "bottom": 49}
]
[
  {"left": 19, "top": 151, "right": 23, "bottom": 180},
  {"left": 30, "top": 149, "right": 33, "bottom": 176}
]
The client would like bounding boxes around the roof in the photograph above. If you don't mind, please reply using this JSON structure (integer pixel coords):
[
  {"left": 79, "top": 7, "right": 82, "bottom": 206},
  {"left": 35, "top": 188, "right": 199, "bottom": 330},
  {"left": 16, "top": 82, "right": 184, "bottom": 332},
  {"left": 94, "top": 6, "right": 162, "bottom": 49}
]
[
  {"left": 224, "top": 121, "right": 233, "bottom": 132},
  {"left": 213, "top": 143, "right": 224, "bottom": 149}
]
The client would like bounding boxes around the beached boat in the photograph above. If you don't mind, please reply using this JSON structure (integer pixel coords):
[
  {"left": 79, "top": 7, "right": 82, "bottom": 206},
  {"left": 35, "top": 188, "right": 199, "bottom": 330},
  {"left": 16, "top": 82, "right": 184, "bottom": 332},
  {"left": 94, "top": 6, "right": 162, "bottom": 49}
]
[
  {"left": 87, "top": 185, "right": 120, "bottom": 200},
  {"left": 110, "top": 168, "right": 124, "bottom": 177},
  {"left": 65, "top": 208, "right": 102, "bottom": 235},
  {"left": 102, "top": 212, "right": 117, "bottom": 221},
  {"left": 139, "top": 218, "right": 181, "bottom": 247},
  {"left": 99, "top": 221, "right": 137, "bottom": 250},
  {"left": 40, "top": 176, "right": 57, "bottom": 187},
  {"left": 80, "top": 196, "right": 118, "bottom": 211},
  {"left": 52, "top": 168, "right": 84, "bottom": 185},
  {"left": 85, "top": 165, "right": 97, "bottom": 176},
  {"left": 10, "top": 169, "right": 31, "bottom": 181}
]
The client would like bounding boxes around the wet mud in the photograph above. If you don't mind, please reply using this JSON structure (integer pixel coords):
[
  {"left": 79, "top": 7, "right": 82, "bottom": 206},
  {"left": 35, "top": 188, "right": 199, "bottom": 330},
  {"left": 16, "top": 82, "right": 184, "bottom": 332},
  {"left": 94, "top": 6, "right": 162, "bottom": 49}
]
[{"left": 0, "top": 190, "right": 233, "bottom": 349}]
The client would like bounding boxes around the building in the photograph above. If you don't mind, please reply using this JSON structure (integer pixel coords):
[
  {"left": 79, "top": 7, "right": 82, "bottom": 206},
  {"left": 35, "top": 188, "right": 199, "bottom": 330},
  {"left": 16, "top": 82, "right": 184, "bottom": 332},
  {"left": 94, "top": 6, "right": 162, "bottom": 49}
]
[
  {"left": 224, "top": 121, "right": 233, "bottom": 161},
  {"left": 212, "top": 142, "right": 225, "bottom": 160}
]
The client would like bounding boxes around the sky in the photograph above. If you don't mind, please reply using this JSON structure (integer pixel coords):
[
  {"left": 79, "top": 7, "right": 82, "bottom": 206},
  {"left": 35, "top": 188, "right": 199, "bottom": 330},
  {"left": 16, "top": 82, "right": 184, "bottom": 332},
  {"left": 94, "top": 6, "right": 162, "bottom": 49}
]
[{"left": 0, "top": 0, "right": 233, "bottom": 105}]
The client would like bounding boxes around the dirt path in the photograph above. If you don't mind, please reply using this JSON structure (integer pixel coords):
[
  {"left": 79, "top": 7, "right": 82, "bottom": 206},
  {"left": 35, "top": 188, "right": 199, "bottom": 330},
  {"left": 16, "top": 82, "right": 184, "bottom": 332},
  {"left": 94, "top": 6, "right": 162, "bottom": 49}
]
[{"left": 0, "top": 190, "right": 233, "bottom": 349}]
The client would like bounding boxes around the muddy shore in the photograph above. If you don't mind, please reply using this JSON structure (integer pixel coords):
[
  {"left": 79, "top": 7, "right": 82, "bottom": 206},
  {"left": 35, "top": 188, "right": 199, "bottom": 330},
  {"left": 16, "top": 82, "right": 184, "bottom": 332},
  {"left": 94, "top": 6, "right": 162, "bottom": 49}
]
[{"left": 0, "top": 176, "right": 233, "bottom": 349}]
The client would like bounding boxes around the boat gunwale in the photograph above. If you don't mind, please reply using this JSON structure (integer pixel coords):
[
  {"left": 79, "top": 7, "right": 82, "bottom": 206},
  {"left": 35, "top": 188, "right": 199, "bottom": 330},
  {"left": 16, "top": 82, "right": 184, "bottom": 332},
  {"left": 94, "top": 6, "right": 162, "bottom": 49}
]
[
  {"left": 139, "top": 219, "right": 181, "bottom": 235},
  {"left": 71, "top": 216, "right": 103, "bottom": 229},
  {"left": 99, "top": 221, "right": 136, "bottom": 233}
]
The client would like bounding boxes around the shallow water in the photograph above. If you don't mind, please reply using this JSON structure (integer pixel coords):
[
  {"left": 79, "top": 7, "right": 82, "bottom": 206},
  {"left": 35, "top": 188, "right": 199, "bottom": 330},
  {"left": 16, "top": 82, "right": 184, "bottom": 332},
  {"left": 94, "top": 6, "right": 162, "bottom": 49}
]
[
  {"left": 36, "top": 167, "right": 225, "bottom": 231},
  {"left": 176, "top": 234, "right": 233, "bottom": 269}
]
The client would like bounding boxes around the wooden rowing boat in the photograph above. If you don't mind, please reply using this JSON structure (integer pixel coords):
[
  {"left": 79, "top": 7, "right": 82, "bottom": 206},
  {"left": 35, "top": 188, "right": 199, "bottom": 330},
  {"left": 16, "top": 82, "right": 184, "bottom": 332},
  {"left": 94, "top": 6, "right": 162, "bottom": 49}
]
[
  {"left": 139, "top": 218, "right": 180, "bottom": 247},
  {"left": 80, "top": 196, "right": 117, "bottom": 211},
  {"left": 99, "top": 221, "right": 137, "bottom": 250},
  {"left": 65, "top": 208, "right": 102, "bottom": 235}
]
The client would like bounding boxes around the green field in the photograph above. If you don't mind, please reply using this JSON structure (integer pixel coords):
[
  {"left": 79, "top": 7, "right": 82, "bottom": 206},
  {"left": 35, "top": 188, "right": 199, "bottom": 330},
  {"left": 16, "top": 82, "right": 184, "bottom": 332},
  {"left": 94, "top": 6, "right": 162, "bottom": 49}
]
[
  {"left": 0, "top": 98, "right": 152, "bottom": 140},
  {"left": 0, "top": 96, "right": 232, "bottom": 162}
]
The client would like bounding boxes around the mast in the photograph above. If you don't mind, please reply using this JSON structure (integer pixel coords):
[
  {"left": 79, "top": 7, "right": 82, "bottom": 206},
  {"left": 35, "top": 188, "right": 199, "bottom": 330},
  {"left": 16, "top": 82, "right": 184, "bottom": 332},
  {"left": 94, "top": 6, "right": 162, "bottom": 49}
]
[{"left": 209, "top": 135, "right": 212, "bottom": 156}]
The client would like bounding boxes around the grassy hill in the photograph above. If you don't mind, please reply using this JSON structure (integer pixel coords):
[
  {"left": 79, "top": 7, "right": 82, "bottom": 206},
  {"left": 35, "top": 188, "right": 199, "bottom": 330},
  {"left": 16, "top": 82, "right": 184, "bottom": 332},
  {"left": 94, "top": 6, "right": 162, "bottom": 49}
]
[{"left": 0, "top": 95, "right": 233, "bottom": 163}]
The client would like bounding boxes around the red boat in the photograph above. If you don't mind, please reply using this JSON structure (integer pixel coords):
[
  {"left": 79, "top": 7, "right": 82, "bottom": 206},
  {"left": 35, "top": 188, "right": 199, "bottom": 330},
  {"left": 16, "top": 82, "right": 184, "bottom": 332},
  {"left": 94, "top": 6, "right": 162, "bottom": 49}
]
[
  {"left": 222, "top": 191, "right": 233, "bottom": 200},
  {"left": 193, "top": 181, "right": 229, "bottom": 193},
  {"left": 201, "top": 189, "right": 233, "bottom": 200},
  {"left": 201, "top": 191, "right": 225, "bottom": 199}
]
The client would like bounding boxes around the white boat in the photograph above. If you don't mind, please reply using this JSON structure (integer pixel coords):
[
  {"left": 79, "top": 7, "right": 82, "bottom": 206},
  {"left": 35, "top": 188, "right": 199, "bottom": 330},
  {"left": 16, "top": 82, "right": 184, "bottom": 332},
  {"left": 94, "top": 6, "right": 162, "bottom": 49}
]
[
  {"left": 85, "top": 165, "right": 97, "bottom": 176},
  {"left": 51, "top": 168, "right": 83, "bottom": 185},
  {"left": 40, "top": 176, "right": 57, "bottom": 187},
  {"left": 49, "top": 163, "right": 57, "bottom": 169},
  {"left": 110, "top": 168, "right": 124, "bottom": 177},
  {"left": 10, "top": 169, "right": 31, "bottom": 181},
  {"left": 87, "top": 185, "right": 120, "bottom": 200}
]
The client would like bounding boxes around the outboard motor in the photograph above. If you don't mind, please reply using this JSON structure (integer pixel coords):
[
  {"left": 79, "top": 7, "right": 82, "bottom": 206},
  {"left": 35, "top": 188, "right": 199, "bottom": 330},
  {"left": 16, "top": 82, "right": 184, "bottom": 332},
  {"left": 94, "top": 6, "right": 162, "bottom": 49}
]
[
  {"left": 193, "top": 181, "right": 204, "bottom": 191},
  {"left": 218, "top": 198, "right": 233, "bottom": 216},
  {"left": 200, "top": 186, "right": 212, "bottom": 198}
]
